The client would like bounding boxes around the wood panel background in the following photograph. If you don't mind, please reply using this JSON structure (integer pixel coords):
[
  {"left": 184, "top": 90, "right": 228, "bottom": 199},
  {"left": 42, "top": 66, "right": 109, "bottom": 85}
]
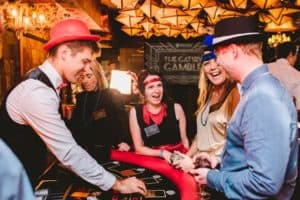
[
  {"left": 20, "top": 34, "right": 47, "bottom": 76},
  {"left": 0, "top": 31, "right": 20, "bottom": 103}
]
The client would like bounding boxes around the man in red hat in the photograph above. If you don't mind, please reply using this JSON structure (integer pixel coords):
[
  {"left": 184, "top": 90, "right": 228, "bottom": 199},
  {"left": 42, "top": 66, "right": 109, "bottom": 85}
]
[
  {"left": 0, "top": 19, "right": 146, "bottom": 195},
  {"left": 190, "top": 16, "right": 298, "bottom": 199}
]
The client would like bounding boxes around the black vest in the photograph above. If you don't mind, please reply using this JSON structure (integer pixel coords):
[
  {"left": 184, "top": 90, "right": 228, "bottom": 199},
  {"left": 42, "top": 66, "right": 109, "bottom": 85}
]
[{"left": 0, "top": 68, "right": 58, "bottom": 187}]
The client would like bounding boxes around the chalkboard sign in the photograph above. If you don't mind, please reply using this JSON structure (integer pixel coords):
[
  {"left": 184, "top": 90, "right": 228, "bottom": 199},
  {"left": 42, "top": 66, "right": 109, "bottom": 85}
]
[{"left": 144, "top": 42, "right": 205, "bottom": 85}]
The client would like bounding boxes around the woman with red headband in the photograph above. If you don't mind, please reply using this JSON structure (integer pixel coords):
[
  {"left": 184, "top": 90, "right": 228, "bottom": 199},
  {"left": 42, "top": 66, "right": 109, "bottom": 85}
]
[{"left": 129, "top": 69, "right": 189, "bottom": 162}]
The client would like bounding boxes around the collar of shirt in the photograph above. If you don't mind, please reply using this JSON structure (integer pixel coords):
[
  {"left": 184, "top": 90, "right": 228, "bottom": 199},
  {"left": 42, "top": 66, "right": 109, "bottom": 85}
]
[
  {"left": 240, "top": 64, "right": 268, "bottom": 95},
  {"left": 39, "top": 60, "right": 64, "bottom": 95}
]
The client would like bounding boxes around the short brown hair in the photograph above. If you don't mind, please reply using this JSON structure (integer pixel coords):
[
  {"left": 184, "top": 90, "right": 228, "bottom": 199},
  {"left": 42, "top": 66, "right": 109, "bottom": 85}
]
[
  {"left": 277, "top": 42, "right": 297, "bottom": 59},
  {"left": 48, "top": 40, "right": 99, "bottom": 56}
]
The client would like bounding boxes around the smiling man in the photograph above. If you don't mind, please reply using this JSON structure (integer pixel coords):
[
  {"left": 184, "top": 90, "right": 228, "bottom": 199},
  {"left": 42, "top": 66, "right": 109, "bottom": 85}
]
[
  {"left": 0, "top": 19, "right": 146, "bottom": 196},
  {"left": 191, "top": 16, "right": 298, "bottom": 200}
]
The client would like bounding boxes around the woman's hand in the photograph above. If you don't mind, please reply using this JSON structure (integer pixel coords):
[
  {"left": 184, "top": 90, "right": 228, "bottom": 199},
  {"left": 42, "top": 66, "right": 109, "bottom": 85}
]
[
  {"left": 127, "top": 71, "right": 139, "bottom": 94},
  {"left": 171, "top": 151, "right": 195, "bottom": 172},
  {"left": 182, "top": 138, "right": 190, "bottom": 149},
  {"left": 160, "top": 149, "right": 172, "bottom": 163},
  {"left": 206, "top": 154, "right": 221, "bottom": 169},
  {"left": 117, "top": 142, "right": 131, "bottom": 152}
]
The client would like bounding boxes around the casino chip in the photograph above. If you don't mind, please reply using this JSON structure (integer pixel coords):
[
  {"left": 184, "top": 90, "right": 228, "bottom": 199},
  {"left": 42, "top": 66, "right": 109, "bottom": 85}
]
[
  {"left": 136, "top": 168, "right": 145, "bottom": 172},
  {"left": 87, "top": 197, "right": 97, "bottom": 200},
  {"left": 152, "top": 174, "right": 161, "bottom": 179},
  {"left": 166, "top": 190, "right": 176, "bottom": 196}
]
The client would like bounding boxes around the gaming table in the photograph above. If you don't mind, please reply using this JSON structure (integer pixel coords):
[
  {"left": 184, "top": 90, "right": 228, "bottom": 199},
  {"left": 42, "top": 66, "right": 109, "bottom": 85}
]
[{"left": 35, "top": 150, "right": 199, "bottom": 200}]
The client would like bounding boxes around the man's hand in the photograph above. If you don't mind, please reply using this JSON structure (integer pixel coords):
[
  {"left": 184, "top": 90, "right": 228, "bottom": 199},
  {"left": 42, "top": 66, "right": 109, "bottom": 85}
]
[
  {"left": 112, "top": 177, "right": 147, "bottom": 195},
  {"left": 190, "top": 168, "right": 210, "bottom": 185},
  {"left": 192, "top": 152, "right": 220, "bottom": 169}
]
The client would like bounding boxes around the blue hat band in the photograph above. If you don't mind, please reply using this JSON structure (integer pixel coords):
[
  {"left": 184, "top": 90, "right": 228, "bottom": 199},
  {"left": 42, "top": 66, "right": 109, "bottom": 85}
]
[{"left": 202, "top": 52, "right": 216, "bottom": 62}]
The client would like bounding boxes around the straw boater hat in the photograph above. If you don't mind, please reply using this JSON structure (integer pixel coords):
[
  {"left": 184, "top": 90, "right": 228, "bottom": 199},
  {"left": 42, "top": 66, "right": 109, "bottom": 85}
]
[
  {"left": 43, "top": 19, "right": 100, "bottom": 51},
  {"left": 212, "top": 16, "right": 263, "bottom": 47}
]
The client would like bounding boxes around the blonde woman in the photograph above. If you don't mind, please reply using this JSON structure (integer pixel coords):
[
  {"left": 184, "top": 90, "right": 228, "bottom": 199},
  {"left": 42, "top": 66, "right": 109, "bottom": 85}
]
[
  {"left": 173, "top": 50, "right": 239, "bottom": 171},
  {"left": 69, "top": 60, "right": 130, "bottom": 160}
]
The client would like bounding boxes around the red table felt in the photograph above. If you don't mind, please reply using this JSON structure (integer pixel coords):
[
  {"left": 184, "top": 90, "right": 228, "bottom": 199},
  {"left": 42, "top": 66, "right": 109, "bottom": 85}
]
[{"left": 111, "top": 150, "right": 199, "bottom": 200}]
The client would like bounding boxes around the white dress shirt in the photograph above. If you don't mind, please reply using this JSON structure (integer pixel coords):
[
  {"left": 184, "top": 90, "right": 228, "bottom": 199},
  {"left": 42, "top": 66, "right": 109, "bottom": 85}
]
[{"left": 6, "top": 60, "right": 116, "bottom": 191}]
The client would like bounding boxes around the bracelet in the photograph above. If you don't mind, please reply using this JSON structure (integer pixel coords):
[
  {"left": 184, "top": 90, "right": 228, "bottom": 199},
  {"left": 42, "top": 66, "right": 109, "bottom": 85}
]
[{"left": 159, "top": 149, "right": 164, "bottom": 158}]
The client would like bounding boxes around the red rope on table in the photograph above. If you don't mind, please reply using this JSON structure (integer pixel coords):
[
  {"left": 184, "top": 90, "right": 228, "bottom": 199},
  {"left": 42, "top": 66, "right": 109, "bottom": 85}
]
[{"left": 110, "top": 150, "right": 199, "bottom": 200}]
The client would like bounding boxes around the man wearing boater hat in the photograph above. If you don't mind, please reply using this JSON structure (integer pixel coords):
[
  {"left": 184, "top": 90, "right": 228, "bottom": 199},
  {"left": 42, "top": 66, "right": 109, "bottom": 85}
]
[
  {"left": 191, "top": 16, "right": 298, "bottom": 199},
  {"left": 0, "top": 19, "right": 146, "bottom": 195}
]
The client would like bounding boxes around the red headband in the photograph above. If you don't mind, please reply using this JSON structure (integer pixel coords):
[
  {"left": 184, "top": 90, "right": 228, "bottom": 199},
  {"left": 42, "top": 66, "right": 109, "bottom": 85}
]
[{"left": 143, "top": 77, "right": 161, "bottom": 86}]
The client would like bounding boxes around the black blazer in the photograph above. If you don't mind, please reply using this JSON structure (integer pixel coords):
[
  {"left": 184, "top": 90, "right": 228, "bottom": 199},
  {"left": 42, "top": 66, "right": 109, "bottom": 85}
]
[{"left": 69, "top": 88, "right": 130, "bottom": 148}]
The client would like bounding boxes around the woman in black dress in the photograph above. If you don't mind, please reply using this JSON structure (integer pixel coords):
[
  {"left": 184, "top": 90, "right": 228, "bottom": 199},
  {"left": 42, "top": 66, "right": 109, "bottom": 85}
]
[{"left": 129, "top": 70, "right": 189, "bottom": 163}]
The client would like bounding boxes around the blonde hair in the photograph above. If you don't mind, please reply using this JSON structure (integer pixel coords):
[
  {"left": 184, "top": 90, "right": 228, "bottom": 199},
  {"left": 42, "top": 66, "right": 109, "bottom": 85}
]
[
  {"left": 195, "top": 64, "right": 213, "bottom": 115},
  {"left": 195, "top": 60, "right": 238, "bottom": 117},
  {"left": 78, "top": 60, "right": 108, "bottom": 91}
]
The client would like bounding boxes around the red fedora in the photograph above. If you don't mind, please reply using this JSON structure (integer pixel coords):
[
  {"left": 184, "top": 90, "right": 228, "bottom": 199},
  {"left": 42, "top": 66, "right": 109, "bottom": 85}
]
[{"left": 43, "top": 19, "right": 100, "bottom": 51}]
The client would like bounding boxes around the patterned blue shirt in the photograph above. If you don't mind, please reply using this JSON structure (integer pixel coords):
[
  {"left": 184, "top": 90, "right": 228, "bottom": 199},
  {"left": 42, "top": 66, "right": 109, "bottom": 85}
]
[{"left": 207, "top": 65, "right": 298, "bottom": 199}]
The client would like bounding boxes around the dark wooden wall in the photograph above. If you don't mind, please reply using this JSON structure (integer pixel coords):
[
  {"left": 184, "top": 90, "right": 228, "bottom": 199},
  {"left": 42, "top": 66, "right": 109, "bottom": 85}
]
[
  {"left": 20, "top": 34, "right": 47, "bottom": 77},
  {"left": 0, "top": 31, "right": 47, "bottom": 103},
  {"left": 0, "top": 31, "right": 20, "bottom": 103}
]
